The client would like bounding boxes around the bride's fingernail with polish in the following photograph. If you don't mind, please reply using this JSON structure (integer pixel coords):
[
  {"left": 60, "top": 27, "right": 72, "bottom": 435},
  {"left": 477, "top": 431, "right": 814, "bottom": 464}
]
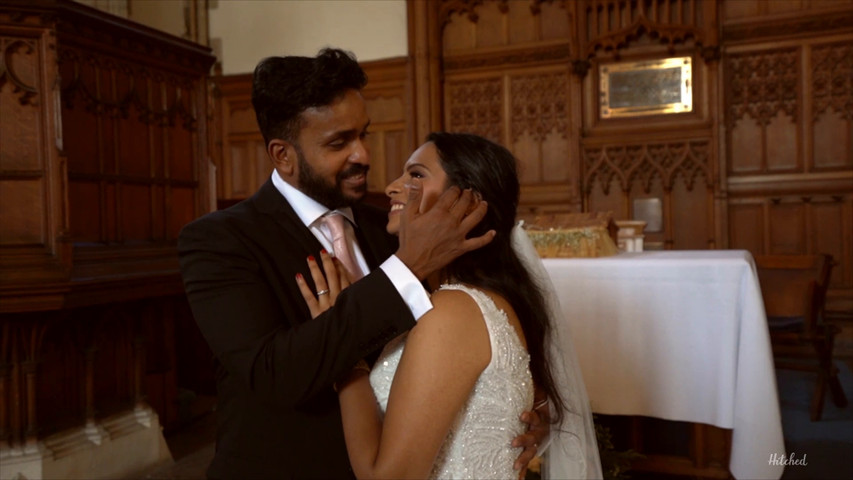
[{"left": 307, "top": 255, "right": 315, "bottom": 262}]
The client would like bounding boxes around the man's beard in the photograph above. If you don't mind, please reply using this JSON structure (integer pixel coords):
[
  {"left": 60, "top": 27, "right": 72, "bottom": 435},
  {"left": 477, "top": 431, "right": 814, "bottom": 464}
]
[{"left": 296, "top": 145, "right": 369, "bottom": 209}]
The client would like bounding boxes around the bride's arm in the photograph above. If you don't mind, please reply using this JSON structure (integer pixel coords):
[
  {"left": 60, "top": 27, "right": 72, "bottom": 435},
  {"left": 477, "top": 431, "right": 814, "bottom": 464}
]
[{"left": 336, "top": 289, "right": 491, "bottom": 479}]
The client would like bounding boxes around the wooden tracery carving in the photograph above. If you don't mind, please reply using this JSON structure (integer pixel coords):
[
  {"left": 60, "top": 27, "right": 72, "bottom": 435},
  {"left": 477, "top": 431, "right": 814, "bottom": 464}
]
[
  {"left": 582, "top": 139, "right": 712, "bottom": 194},
  {"left": 583, "top": 0, "right": 708, "bottom": 58},
  {"left": 726, "top": 48, "right": 799, "bottom": 128},
  {"left": 812, "top": 41, "right": 853, "bottom": 122},
  {"left": 510, "top": 72, "right": 568, "bottom": 143},
  {"left": 0, "top": 38, "right": 39, "bottom": 106},
  {"left": 439, "top": 0, "right": 502, "bottom": 26},
  {"left": 439, "top": 0, "right": 576, "bottom": 25},
  {"left": 59, "top": 48, "right": 200, "bottom": 130},
  {"left": 446, "top": 77, "right": 503, "bottom": 144}
]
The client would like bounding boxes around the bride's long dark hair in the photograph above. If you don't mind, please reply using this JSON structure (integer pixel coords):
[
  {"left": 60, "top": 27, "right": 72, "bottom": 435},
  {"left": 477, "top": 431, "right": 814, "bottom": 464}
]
[{"left": 428, "top": 132, "right": 565, "bottom": 424}]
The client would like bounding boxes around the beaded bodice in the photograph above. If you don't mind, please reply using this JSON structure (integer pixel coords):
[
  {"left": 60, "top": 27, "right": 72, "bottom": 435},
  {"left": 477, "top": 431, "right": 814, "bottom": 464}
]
[{"left": 369, "top": 284, "right": 534, "bottom": 479}]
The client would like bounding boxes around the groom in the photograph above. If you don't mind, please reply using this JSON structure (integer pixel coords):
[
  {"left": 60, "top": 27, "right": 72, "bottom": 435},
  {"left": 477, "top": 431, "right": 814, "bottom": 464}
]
[{"left": 178, "top": 48, "right": 541, "bottom": 479}]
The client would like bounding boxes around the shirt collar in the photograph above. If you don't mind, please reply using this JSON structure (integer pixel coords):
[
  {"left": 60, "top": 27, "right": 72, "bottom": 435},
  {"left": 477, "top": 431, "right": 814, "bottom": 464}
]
[{"left": 271, "top": 170, "right": 356, "bottom": 228}]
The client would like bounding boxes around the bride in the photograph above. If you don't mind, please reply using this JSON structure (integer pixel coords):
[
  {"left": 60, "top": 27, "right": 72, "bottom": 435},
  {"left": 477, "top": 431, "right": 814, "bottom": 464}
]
[{"left": 298, "top": 132, "right": 601, "bottom": 479}]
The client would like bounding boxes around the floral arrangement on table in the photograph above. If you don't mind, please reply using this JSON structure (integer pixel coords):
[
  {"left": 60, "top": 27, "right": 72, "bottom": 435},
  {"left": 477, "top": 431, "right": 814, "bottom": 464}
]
[{"left": 522, "top": 213, "right": 619, "bottom": 258}]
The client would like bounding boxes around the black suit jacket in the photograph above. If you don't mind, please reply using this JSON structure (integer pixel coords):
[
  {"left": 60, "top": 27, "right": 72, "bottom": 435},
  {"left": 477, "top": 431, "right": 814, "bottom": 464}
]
[{"left": 178, "top": 179, "right": 417, "bottom": 479}]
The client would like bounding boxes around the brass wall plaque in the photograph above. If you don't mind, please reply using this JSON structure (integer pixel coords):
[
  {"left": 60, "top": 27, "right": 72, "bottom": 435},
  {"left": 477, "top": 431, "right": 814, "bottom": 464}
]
[{"left": 599, "top": 57, "right": 693, "bottom": 118}]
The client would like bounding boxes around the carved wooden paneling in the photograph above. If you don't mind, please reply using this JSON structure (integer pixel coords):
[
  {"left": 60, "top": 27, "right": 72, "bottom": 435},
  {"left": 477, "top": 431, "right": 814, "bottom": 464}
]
[
  {"left": 582, "top": 138, "right": 715, "bottom": 249},
  {"left": 0, "top": 295, "right": 204, "bottom": 450},
  {"left": 728, "top": 200, "right": 764, "bottom": 253},
  {"left": 726, "top": 48, "right": 800, "bottom": 174},
  {"left": 213, "top": 73, "right": 259, "bottom": 201},
  {"left": 0, "top": 0, "right": 215, "bottom": 314},
  {"left": 409, "top": 0, "right": 853, "bottom": 475},
  {"left": 723, "top": 0, "right": 853, "bottom": 21},
  {"left": 727, "top": 193, "right": 853, "bottom": 308},
  {"left": 510, "top": 71, "right": 571, "bottom": 183},
  {"left": 445, "top": 76, "right": 504, "bottom": 144},
  {"left": 59, "top": 47, "right": 204, "bottom": 245},
  {"left": 0, "top": 1, "right": 215, "bottom": 461},
  {"left": 0, "top": 17, "right": 70, "bottom": 289},
  {"left": 811, "top": 41, "right": 853, "bottom": 171},
  {"left": 360, "top": 57, "right": 412, "bottom": 194},
  {"left": 581, "top": 0, "right": 717, "bottom": 60},
  {"left": 436, "top": 1, "right": 584, "bottom": 213},
  {"left": 444, "top": 66, "right": 581, "bottom": 213},
  {"left": 440, "top": 0, "right": 572, "bottom": 53},
  {"left": 583, "top": 140, "right": 713, "bottom": 194},
  {"left": 570, "top": 0, "right": 720, "bottom": 249},
  {"left": 723, "top": 16, "right": 853, "bottom": 309}
]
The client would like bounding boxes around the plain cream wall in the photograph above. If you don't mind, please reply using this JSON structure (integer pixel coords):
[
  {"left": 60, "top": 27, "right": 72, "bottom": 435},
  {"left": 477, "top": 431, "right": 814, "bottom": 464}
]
[{"left": 209, "top": 0, "right": 408, "bottom": 74}]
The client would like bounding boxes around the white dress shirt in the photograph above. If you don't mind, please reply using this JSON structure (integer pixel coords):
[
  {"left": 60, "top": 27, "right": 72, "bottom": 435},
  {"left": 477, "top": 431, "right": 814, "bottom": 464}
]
[{"left": 272, "top": 171, "right": 432, "bottom": 319}]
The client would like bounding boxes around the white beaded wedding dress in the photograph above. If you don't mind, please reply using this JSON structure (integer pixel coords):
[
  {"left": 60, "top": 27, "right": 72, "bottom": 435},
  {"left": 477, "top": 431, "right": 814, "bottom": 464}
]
[{"left": 369, "top": 283, "right": 534, "bottom": 480}]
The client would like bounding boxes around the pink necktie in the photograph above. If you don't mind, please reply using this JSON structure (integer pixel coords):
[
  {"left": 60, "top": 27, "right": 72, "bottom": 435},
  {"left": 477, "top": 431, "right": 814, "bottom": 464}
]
[{"left": 323, "top": 212, "right": 364, "bottom": 281}]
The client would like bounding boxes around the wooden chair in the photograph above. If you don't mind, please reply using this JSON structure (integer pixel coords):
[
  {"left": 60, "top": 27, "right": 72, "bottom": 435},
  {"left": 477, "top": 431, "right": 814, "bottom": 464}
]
[{"left": 754, "top": 254, "right": 848, "bottom": 421}]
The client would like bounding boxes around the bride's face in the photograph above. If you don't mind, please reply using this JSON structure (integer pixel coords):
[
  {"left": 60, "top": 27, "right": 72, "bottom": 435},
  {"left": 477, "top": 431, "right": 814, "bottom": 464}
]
[{"left": 384, "top": 142, "right": 448, "bottom": 235}]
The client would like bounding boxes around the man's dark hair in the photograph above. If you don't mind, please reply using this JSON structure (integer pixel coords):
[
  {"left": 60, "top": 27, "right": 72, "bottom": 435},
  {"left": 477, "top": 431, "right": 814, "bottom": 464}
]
[{"left": 251, "top": 48, "right": 367, "bottom": 146}]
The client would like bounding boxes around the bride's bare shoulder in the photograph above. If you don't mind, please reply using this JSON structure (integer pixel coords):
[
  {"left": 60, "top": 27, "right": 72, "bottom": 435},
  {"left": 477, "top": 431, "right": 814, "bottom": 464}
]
[
  {"left": 410, "top": 287, "right": 491, "bottom": 368},
  {"left": 416, "top": 287, "right": 486, "bottom": 334}
]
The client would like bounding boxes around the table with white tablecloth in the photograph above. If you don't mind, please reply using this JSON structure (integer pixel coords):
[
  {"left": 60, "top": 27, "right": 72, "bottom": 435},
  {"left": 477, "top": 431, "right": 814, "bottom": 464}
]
[{"left": 543, "top": 250, "right": 784, "bottom": 480}]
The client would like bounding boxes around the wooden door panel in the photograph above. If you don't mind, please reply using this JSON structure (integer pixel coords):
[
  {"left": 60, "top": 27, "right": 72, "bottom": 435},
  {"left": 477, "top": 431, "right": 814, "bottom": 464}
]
[
  {"left": 728, "top": 202, "right": 765, "bottom": 253},
  {"left": 768, "top": 202, "right": 807, "bottom": 254}
]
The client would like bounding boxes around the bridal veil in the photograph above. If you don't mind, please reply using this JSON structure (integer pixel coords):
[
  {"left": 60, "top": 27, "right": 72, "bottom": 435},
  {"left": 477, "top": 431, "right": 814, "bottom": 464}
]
[{"left": 512, "top": 222, "right": 604, "bottom": 479}]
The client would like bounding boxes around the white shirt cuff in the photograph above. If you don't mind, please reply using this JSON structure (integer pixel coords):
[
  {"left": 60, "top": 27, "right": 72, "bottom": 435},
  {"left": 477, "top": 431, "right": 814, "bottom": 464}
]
[{"left": 379, "top": 255, "right": 433, "bottom": 320}]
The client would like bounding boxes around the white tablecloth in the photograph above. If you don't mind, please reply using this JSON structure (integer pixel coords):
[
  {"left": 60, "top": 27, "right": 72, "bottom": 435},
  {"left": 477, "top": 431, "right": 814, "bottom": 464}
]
[{"left": 543, "top": 250, "right": 784, "bottom": 480}]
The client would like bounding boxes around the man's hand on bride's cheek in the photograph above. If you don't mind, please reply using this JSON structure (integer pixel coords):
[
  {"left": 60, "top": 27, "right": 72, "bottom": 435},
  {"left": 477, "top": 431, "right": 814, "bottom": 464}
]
[
  {"left": 395, "top": 180, "right": 495, "bottom": 280},
  {"left": 295, "top": 249, "right": 350, "bottom": 318}
]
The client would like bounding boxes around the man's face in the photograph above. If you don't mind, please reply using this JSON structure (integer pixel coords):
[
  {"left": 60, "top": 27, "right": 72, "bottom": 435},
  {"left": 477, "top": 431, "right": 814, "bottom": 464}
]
[{"left": 293, "top": 89, "right": 371, "bottom": 209}]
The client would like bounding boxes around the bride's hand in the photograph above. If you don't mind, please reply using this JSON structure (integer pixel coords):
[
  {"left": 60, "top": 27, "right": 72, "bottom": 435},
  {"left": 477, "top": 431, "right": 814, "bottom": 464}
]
[{"left": 296, "top": 249, "right": 350, "bottom": 319}]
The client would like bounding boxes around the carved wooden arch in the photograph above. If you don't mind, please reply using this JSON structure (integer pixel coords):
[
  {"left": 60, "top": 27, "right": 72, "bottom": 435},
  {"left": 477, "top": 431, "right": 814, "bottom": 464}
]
[
  {"left": 582, "top": 0, "right": 711, "bottom": 60},
  {"left": 0, "top": 38, "right": 39, "bottom": 106},
  {"left": 439, "top": 0, "right": 570, "bottom": 25},
  {"left": 438, "top": 0, "right": 490, "bottom": 25},
  {"left": 438, "top": 0, "right": 576, "bottom": 30},
  {"left": 586, "top": 15, "right": 703, "bottom": 58},
  {"left": 582, "top": 140, "right": 712, "bottom": 195}
]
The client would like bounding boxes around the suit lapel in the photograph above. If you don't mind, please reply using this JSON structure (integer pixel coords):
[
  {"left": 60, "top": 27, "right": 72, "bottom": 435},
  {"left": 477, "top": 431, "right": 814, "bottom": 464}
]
[{"left": 251, "top": 178, "right": 323, "bottom": 254}]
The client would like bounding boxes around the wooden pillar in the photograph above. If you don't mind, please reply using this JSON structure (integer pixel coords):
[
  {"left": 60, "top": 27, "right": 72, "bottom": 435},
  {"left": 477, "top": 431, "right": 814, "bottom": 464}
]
[
  {"left": 22, "top": 360, "right": 38, "bottom": 448},
  {"left": 133, "top": 335, "right": 146, "bottom": 410},
  {"left": 408, "top": 0, "right": 444, "bottom": 144},
  {"left": 0, "top": 321, "right": 10, "bottom": 450},
  {"left": 84, "top": 347, "right": 97, "bottom": 424},
  {"left": 10, "top": 346, "right": 22, "bottom": 448}
]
